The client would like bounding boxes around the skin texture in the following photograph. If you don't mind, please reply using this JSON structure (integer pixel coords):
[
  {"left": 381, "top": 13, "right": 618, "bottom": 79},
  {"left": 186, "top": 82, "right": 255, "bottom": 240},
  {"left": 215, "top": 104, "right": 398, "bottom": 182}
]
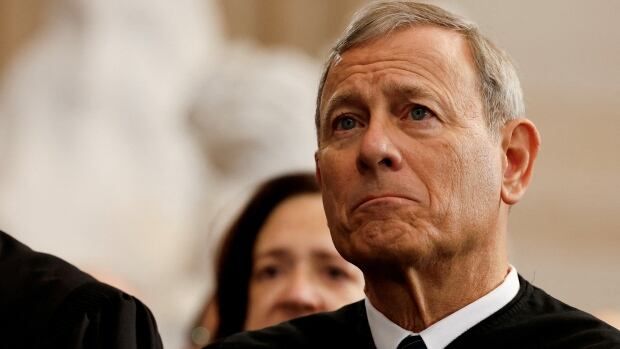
[
  {"left": 315, "top": 25, "right": 540, "bottom": 331},
  {"left": 244, "top": 194, "right": 365, "bottom": 331}
]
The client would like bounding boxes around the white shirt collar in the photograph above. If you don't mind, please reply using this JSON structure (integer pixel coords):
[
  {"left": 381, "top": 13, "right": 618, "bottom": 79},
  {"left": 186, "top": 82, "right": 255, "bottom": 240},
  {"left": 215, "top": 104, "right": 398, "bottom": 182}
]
[{"left": 365, "top": 266, "right": 519, "bottom": 349}]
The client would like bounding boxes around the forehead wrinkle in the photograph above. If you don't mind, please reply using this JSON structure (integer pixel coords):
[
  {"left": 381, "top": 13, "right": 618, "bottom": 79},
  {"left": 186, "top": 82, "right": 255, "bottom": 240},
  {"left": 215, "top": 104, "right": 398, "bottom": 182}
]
[
  {"left": 322, "top": 58, "right": 424, "bottom": 114},
  {"left": 369, "top": 32, "right": 477, "bottom": 117},
  {"left": 330, "top": 26, "right": 479, "bottom": 110},
  {"left": 340, "top": 53, "right": 457, "bottom": 100},
  {"left": 327, "top": 57, "right": 414, "bottom": 91},
  {"left": 322, "top": 43, "right": 478, "bottom": 127}
]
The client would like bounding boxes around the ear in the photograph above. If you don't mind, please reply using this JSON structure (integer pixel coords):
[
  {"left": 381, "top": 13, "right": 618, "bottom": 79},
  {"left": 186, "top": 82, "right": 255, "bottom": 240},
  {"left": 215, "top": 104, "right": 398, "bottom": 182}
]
[
  {"left": 500, "top": 119, "right": 541, "bottom": 205},
  {"left": 314, "top": 151, "right": 323, "bottom": 188}
]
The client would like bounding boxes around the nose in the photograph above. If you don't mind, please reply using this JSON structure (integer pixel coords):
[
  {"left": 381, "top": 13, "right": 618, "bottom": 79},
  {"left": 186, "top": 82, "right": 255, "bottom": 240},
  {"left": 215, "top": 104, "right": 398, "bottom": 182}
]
[
  {"left": 357, "top": 118, "right": 403, "bottom": 174},
  {"left": 277, "top": 268, "right": 325, "bottom": 316}
]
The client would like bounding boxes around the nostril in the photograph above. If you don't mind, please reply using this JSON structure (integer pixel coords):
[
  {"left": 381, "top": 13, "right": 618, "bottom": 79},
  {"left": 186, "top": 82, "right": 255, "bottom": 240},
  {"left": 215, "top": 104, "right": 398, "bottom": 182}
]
[{"left": 378, "top": 158, "right": 392, "bottom": 167}]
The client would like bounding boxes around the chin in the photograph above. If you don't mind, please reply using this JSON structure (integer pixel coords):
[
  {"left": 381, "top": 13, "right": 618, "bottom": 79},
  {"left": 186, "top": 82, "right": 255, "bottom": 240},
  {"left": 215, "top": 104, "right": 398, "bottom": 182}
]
[
  {"left": 357, "top": 219, "right": 428, "bottom": 246},
  {"left": 341, "top": 224, "right": 441, "bottom": 269}
]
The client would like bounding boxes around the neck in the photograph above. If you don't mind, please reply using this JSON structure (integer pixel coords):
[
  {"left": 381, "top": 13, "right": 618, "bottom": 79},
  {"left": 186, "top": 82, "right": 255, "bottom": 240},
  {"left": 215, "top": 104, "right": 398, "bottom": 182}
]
[{"left": 364, "top": 246, "right": 509, "bottom": 332}]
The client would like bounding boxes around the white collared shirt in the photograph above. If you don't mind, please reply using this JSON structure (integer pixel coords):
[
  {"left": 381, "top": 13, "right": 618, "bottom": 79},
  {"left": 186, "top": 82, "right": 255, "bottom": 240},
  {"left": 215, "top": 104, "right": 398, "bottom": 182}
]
[{"left": 365, "top": 266, "right": 520, "bottom": 349}]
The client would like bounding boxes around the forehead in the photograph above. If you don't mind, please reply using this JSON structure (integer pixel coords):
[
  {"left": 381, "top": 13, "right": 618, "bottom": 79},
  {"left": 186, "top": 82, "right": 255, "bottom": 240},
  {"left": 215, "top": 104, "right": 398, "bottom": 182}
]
[
  {"left": 320, "top": 25, "right": 478, "bottom": 116},
  {"left": 254, "top": 194, "right": 334, "bottom": 254}
]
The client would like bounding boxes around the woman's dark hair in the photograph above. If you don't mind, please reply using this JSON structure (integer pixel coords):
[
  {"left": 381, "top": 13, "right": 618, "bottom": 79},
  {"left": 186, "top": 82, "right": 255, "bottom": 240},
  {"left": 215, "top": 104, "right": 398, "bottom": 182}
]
[{"left": 211, "top": 172, "right": 320, "bottom": 340}]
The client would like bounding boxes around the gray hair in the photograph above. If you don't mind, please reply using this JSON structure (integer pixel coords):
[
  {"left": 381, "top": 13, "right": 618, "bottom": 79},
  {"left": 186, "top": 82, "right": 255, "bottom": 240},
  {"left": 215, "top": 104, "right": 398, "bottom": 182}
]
[{"left": 315, "top": 0, "right": 524, "bottom": 139}]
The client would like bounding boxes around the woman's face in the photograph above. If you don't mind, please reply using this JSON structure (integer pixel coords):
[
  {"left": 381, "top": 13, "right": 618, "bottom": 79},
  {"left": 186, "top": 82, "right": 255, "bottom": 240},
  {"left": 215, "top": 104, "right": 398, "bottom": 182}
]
[{"left": 244, "top": 193, "right": 365, "bottom": 331}]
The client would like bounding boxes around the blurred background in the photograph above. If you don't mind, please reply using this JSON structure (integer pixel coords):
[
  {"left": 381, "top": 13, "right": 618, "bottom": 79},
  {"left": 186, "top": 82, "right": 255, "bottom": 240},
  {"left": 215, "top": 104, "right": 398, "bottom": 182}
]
[{"left": 0, "top": 0, "right": 618, "bottom": 347}]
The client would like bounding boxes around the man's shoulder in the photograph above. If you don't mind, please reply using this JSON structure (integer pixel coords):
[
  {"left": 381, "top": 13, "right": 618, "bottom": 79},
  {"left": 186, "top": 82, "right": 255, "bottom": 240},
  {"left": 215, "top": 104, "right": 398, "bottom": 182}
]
[
  {"left": 451, "top": 275, "right": 620, "bottom": 348},
  {"left": 516, "top": 277, "right": 618, "bottom": 331},
  {"left": 0, "top": 231, "right": 163, "bottom": 348},
  {"left": 520, "top": 278, "right": 620, "bottom": 346},
  {"left": 0, "top": 231, "right": 95, "bottom": 315},
  {"left": 46, "top": 281, "right": 163, "bottom": 348},
  {"left": 207, "top": 300, "right": 374, "bottom": 349}
]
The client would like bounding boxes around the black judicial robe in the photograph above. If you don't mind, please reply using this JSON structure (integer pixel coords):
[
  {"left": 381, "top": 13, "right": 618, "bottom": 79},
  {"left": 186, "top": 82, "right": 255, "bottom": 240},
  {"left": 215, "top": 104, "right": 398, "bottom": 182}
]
[
  {"left": 0, "top": 231, "right": 163, "bottom": 349},
  {"left": 207, "top": 275, "right": 620, "bottom": 349}
]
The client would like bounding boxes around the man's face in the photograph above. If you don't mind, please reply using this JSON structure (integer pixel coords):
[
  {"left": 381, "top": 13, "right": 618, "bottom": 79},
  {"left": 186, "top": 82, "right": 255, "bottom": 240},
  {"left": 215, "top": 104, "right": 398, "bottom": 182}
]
[{"left": 316, "top": 26, "right": 505, "bottom": 269}]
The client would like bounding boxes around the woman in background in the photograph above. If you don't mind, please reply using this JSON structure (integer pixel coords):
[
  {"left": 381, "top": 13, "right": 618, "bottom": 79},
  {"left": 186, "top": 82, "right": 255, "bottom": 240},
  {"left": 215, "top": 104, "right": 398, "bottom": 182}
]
[{"left": 188, "top": 173, "right": 365, "bottom": 347}]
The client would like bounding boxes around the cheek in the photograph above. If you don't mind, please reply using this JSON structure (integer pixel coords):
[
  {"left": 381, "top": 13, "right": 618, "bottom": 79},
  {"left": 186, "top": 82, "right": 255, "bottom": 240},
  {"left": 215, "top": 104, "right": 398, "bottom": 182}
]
[
  {"left": 429, "top": 136, "right": 502, "bottom": 226},
  {"left": 318, "top": 151, "right": 354, "bottom": 219},
  {"left": 320, "top": 280, "right": 365, "bottom": 307},
  {"left": 319, "top": 141, "right": 359, "bottom": 176},
  {"left": 244, "top": 280, "right": 285, "bottom": 330},
  {"left": 460, "top": 137, "right": 503, "bottom": 199},
  {"left": 409, "top": 141, "right": 459, "bottom": 210},
  {"left": 320, "top": 155, "right": 350, "bottom": 194},
  {"left": 342, "top": 279, "right": 366, "bottom": 301},
  {"left": 245, "top": 285, "right": 261, "bottom": 315},
  {"left": 247, "top": 282, "right": 275, "bottom": 313},
  {"left": 409, "top": 139, "right": 478, "bottom": 225},
  {"left": 325, "top": 291, "right": 360, "bottom": 308}
]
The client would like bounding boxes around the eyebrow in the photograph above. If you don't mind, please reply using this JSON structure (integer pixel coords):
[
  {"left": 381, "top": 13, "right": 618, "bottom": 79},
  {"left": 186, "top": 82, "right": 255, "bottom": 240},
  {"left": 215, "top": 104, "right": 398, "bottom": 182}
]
[
  {"left": 311, "top": 250, "right": 347, "bottom": 261},
  {"left": 254, "top": 248, "right": 345, "bottom": 262},
  {"left": 322, "top": 91, "right": 366, "bottom": 123},
  {"left": 322, "top": 82, "right": 436, "bottom": 120},
  {"left": 381, "top": 80, "right": 436, "bottom": 102},
  {"left": 254, "top": 248, "right": 291, "bottom": 261}
]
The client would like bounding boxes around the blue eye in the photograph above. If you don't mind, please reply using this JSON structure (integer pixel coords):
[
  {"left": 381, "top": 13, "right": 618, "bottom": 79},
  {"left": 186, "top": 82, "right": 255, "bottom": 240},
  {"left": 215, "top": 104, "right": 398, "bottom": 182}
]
[
  {"left": 336, "top": 116, "right": 357, "bottom": 130},
  {"left": 409, "top": 105, "right": 430, "bottom": 121}
]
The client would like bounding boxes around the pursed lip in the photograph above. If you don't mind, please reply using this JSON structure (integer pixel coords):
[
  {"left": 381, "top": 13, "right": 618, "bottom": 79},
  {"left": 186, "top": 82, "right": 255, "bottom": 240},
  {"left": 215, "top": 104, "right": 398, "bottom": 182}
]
[{"left": 351, "top": 194, "right": 418, "bottom": 212}]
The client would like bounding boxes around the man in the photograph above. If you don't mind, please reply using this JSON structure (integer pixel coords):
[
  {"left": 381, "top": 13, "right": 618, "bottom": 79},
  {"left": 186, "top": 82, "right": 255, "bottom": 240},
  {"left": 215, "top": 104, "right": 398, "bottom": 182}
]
[
  {"left": 207, "top": 1, "right": 620, "bottom": 348},
  {"left": 0, "top": 231, "right": 163, "bottom": 348}
]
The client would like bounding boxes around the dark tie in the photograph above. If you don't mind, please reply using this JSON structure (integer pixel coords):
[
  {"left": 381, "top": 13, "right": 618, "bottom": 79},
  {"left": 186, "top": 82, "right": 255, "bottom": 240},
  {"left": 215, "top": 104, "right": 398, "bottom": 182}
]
[{"left": 397, "top": 335, "right": 427, "bottom": 349}]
